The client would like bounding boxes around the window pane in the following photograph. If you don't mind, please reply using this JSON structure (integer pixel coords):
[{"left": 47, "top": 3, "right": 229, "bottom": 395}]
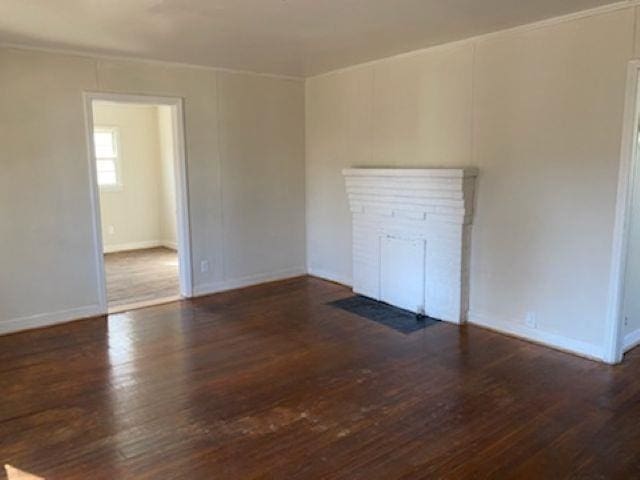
[
  {"left": 96, "top": 159, "right": 116, "bottom": 174},
  {"left": 94, "top": 128, "right": 120, "bottom": 188},
  {"left": 98, "top": 171, "right": 117, "bottom": 186},
  {"left": 94, "top": 131, "right": 116, "bottom": 157}
]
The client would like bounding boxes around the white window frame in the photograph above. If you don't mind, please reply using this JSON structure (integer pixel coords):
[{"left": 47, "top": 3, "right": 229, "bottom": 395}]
[{"left": 94, "top": 126, "right": 123, "bottom": 192}]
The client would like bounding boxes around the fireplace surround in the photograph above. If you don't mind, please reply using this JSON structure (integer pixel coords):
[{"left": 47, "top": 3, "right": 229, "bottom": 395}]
[{"left": 343, "top": 168, "right": 477, "bottom": 324}]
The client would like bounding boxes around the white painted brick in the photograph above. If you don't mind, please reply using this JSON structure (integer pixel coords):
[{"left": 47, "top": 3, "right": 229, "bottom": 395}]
[{"left": 343, "top": 168, "right": 477, "bottom": 324}]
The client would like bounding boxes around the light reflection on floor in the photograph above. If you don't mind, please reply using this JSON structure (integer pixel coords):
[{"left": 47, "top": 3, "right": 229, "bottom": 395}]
[
  {"left": 105, "top": 310, "right": 192, "bottom": 459},
  {"left": 4, "top": 464, "right": 44, "bottom": 479}
]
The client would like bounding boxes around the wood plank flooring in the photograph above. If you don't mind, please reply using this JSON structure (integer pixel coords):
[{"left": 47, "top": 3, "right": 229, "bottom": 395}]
[
  {"left": 1, "top": 276, "right": 639, "bottom": 479},
  {"left": 104, "top": 247, "right": 180, "bottom": 309}
]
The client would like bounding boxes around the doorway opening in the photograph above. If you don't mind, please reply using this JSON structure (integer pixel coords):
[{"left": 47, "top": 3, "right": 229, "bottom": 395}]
[
  {"left": 606, "top": 60, "right": 640, "bottom": 363},
  {"left": 85, "top": 93, "right": 192, "bottom": 314},
  {"left": 621, "top": 135, "right": 640, "bottom": 355}
]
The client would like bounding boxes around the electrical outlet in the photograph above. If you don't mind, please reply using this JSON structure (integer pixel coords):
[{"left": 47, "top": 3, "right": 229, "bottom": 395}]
[
  {"left": 200, "top": 260, "right": 209, "bottom": 273},
  {"left": 107, "top": 225, "right": 115, "bottom": 235},
  {"left": 525, "top": 312, "right": 537, "bottom": 329},
  {"left": 625, "top": 316, "right": 629, "bottom": 327}
]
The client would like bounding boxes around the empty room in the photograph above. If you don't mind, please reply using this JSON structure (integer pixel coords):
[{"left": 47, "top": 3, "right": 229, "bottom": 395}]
[
  {"left": 92, "top": 99, "right": 186, "bottom": 312},
  {"left": 2, "top": 1, "right": 640, "bottom": 478}
]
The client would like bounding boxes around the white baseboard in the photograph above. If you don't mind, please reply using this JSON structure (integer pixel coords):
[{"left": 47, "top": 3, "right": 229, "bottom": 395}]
[
  {"left": 103, "top": 240, "right": 178, "bottom": 253},
  {"left": 307, "top": 267, "right": 352, "bottom": 287},
  {"left": 103, "top": 240, "right": 164, "bottom": 253},
  {"left": 0, "top": 304, "right": 105, "bottom": 336},
  {"left": 192, "top": 267, "right": 307, "bottom": 297},
  {"left": 623, "top": 329, "right": 640, "bottom": 352},
  {"left": 162, "top": 240, "right": 178, "bottom": 250},
  {"left": 1, "top": 268, "right": 304, "bottom": 336},
  {"left": 468, "top": 310, "right": 605, "bottom": 362}
]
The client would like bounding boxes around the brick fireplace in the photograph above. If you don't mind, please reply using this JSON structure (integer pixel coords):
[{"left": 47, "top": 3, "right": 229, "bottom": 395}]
[{"left": 343, "top": 168, "right": 477, "bottom": 324}]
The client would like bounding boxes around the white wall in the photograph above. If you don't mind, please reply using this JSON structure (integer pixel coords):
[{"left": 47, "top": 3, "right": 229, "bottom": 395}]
[
  {"left": 1, "top": 50, "right": 100, "bottom": 327},
  {"left": 0, "top": 47, "right": 305, "bottom": 332},
  {"left": 157, "top": 105, "right": 178, "bottom": 249},
  {"left": 95, "top": 102, "right": 173, "bottom": 252},
  {"left": 305, "top": 7, "right": 637, "bottom": 360},
  {"left": 217, "top": 72, "right": 306, "bottom": 280},
  {"left": 2, "top": 5, "right": 637, "bottom": 360}
]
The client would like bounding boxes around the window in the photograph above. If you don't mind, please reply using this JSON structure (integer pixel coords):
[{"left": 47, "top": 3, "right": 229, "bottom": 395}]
[{"left": 94, "top": 127, "right": 121, "bottom": 189}]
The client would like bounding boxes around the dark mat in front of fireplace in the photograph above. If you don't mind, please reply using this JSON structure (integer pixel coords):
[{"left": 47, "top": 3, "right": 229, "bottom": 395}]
[{"left": 328, "top": 295, "right": 440, "bottom": 334}]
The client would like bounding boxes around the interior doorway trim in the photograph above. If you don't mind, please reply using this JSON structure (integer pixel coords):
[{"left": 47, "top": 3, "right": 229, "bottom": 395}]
[
  {"left": 83, "top": 92, "right": 194, "bottom": 314},
  {"left": 604, "top": 60, "right": 640, "bottom": 364}
]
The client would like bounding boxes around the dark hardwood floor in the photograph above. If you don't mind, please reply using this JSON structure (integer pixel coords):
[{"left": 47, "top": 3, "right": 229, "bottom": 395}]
[{"left": 1, "top": 276, "right": 639, "bottom": 479}]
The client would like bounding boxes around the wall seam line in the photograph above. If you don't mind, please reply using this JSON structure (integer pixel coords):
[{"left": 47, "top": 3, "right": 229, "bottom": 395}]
[
  {"left": 369, "top": 65, "right": 376, "bottom": 165},
  {"left": 633, "top": 5, "right": 639, "bottom": 58},
  {"left": 214, "top": 72, "right": 227, "bottom": 281},
  {"left": 470, "top": 42, "right": 477, "bottom": 168},
  {"left": 94, "top": 59, "right": 101, "bottom": 90}
]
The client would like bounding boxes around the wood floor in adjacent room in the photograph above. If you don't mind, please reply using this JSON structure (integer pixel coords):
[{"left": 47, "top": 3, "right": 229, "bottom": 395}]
[
  {"left": 104, "top": 247, "right": 180, "bottom": 310},
  {"left": 1, "top": 276, "right": 639, "bottom": 479}
]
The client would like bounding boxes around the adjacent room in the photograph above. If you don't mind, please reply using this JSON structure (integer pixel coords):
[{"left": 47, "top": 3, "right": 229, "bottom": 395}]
[
  {"left": 2, "top": 1, "right": 640, "bottom": 478},
  {"left": 92, "top": 100, "right": 184, "bottom": 311}
]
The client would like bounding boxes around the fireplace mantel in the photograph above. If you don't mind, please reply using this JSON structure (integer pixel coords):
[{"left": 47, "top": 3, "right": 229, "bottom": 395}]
[{"left": 343, "top": 167, "right": 477, "bottom": 324}]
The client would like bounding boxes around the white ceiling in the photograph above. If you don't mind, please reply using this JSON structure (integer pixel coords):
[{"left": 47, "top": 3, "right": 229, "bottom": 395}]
[{"left": 0, "top": 0, "right": 619, "bottom": 77}]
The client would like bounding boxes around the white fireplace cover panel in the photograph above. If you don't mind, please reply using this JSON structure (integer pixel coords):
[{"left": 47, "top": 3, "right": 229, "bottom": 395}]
[
  {"left": 380, "top": 236, "right": 426, "bottom": 313},
  {"left": 343, "top": 168, "right": 477, "bottom": 324}
]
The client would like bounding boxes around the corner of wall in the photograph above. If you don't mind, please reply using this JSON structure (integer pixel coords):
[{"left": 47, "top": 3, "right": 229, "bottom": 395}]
[{"left": 306, "top": 267, "right": 353, "bottom": 288}]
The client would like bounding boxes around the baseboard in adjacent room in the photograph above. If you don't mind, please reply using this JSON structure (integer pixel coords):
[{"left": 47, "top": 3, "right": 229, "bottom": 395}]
[
  {"left": 103, "top": 240, "right": 165, "bottom": 253},
  {"left": 192, "top": 267, "right": 308, "bottom": 297},
  {"left": 161, "top": 241, "right": 178, "bottom": 250},
  {"left": 468, "top": 310, "right": 605, "bottom": 362},
  {"left": 623, "top": 329, "right": 640, "bottom": 353},
  {"left": 0, "top": 305, "right": 105, "bottom": 336}
]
